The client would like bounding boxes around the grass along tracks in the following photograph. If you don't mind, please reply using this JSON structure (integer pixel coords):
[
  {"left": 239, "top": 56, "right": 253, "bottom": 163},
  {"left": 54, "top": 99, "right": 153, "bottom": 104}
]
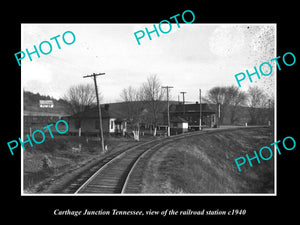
[
  {"left": 28, "top": 125, "right": 271, "bottom": 194},
  {"left": 74, "top": 126, "right": 270, "bottom": 194}
]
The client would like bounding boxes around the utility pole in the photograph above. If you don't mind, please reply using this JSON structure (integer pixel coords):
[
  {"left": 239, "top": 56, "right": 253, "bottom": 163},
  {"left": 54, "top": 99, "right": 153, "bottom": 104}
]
[
  {"left": 162, "top": 86, "right": 173, "bottom": 136},
  {"left": 268, "top": 99, "right": 271, "bottom": 126},
  {"left": 199, "top": 89, "right": 202, "bottom": 131},
  {"left": 217, "top": 103, "right": 221, "bottom": 128},
  {"left": 180, "top": 91, "right": 187, "bottom": 114},
  {"left": 83, "top": 73, "right": 106, "bottom": 153}
]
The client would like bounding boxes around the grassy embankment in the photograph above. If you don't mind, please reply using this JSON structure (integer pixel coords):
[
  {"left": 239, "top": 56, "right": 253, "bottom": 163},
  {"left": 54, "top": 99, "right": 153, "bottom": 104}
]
[{"left": 141, "top": 127, "right": 274, "bottom": 194}]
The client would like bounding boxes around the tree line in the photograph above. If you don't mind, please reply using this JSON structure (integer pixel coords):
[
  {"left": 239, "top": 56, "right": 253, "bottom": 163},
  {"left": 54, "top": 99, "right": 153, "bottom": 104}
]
[
  {"left": 205, "top": 85, "right": 274, "bottom": 125},
  {"left": 62, "top": 75, "right": 274, "bottom": 136},
  {"left": 119, "top": 75, "right": 166, "bottom": 139}
]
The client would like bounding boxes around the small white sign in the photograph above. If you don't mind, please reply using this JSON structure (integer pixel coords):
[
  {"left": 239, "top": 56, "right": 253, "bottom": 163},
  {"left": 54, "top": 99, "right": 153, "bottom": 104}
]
[{"left": 39, "top": 100, "right": 54, "bottom": 108}]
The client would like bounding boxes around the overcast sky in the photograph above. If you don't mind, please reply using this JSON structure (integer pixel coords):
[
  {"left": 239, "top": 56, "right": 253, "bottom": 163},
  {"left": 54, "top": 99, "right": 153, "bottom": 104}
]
[{"left": 21, "top": 23, "right": 275, "bottom": 103}]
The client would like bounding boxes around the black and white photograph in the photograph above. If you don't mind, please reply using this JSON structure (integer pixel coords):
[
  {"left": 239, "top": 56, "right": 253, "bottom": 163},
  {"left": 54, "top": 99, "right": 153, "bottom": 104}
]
[
  {"left": 21, "top": 23, "right": 276, "bottom": 195},
  {"left": 2, "top": 5, "right": 298, "bottom": 223}
]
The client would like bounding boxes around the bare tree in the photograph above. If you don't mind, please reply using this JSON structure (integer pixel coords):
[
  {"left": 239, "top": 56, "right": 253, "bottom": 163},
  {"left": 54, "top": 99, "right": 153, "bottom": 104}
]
[
  {"left": 247, "top": 86, "right": 267, "bottom": 125},
  {"left": 63, "top": 83, "right": 100, "bottom": 114},
  {"left": 120, "top": 86, "right": 144, "bottom": 141},
  {"left": 206, "top": 86, "right": 248, "bottom": 125},
  {"left": 140, "top": 75, "right": 165, "bottom": 135},
  {"left": 267, "top": 96, "right": 275, "bottom": 125},
  {"left": 206, "top": 86, "right": 228, "bottom": 125},
  {"left": 121, "top": 86, "right": 140, "bottom": 120},
  {"left": 226, "top": 85, "right": 247, "bottom": 124}
]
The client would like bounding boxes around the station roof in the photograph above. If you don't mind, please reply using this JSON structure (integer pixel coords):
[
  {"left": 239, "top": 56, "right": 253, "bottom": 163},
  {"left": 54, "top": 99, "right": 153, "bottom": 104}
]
[
  {"left": 67, "top": 105, "right": 125, "bottom": 119},
  {"left": 169, "top": 103, "right": 216, "bottom": 114}
]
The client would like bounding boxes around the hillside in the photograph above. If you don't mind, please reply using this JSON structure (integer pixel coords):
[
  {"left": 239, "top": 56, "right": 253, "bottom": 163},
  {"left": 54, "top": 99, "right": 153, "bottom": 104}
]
[
  {"left": 24, "top": 91, "right": 72, "bottom": 115},
  {"left": 141, "top": 127, "right": 274, "bottom": 193}
]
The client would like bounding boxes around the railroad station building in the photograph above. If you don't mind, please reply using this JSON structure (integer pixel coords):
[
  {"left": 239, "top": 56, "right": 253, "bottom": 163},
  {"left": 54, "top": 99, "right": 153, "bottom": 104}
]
[{"left": 165, "top": 102, "right": 217, "bottom": 132}]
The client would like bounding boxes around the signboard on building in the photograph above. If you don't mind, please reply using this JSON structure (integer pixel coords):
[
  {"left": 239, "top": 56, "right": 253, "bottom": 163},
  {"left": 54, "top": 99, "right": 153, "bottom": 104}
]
[{"left": 39, "top": 100, "right": 54, "bottom": 108}]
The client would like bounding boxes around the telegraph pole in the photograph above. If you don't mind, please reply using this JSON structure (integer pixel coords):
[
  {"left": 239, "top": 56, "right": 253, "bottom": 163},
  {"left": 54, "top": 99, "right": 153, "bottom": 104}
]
[
  {"left": 217, "top": 103, "right": 221, "bottom": 128},
  {"left": 268, "top": 99, "right": 271, "bottom": 126},
  {"left": 199, "top": 89, "right": 202, "bottom": 131},
  {"left": 83, "top": 73, "right": 106, "bottom": 153},
  {"left": 180, "top": 91, "right": 187, "bottom": 114},
  {"left": 162, "top": 86, "right": 173, "bottom": 136}
]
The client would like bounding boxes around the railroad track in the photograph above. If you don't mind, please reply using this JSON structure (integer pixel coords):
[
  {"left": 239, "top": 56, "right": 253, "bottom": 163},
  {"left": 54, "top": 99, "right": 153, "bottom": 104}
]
[{"left": 73, "top": 126, "right": 266, "bottom": 194}]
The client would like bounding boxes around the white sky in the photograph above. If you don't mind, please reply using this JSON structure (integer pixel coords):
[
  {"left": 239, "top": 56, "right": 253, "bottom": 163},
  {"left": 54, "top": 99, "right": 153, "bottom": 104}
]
[{"left": 21, "top": 23, "right": 276, "bottom": 103}]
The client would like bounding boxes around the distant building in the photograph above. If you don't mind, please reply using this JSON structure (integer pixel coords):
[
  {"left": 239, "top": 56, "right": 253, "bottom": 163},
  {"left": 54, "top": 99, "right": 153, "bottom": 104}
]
[
  {"left": 170, "top": 116, "right": 189, "bottom": 134},
  {"left": 23, "top": 111, "right": 69, "bottom": 135},
  {"left": 24, "top": 92, "right": 70, "bottom": 135},
  {"left": 164, "top": 103, "right": 217, "bottom": 131},
  {"left": 39, "top": 100, "right": 54, "bottom": 108}
]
